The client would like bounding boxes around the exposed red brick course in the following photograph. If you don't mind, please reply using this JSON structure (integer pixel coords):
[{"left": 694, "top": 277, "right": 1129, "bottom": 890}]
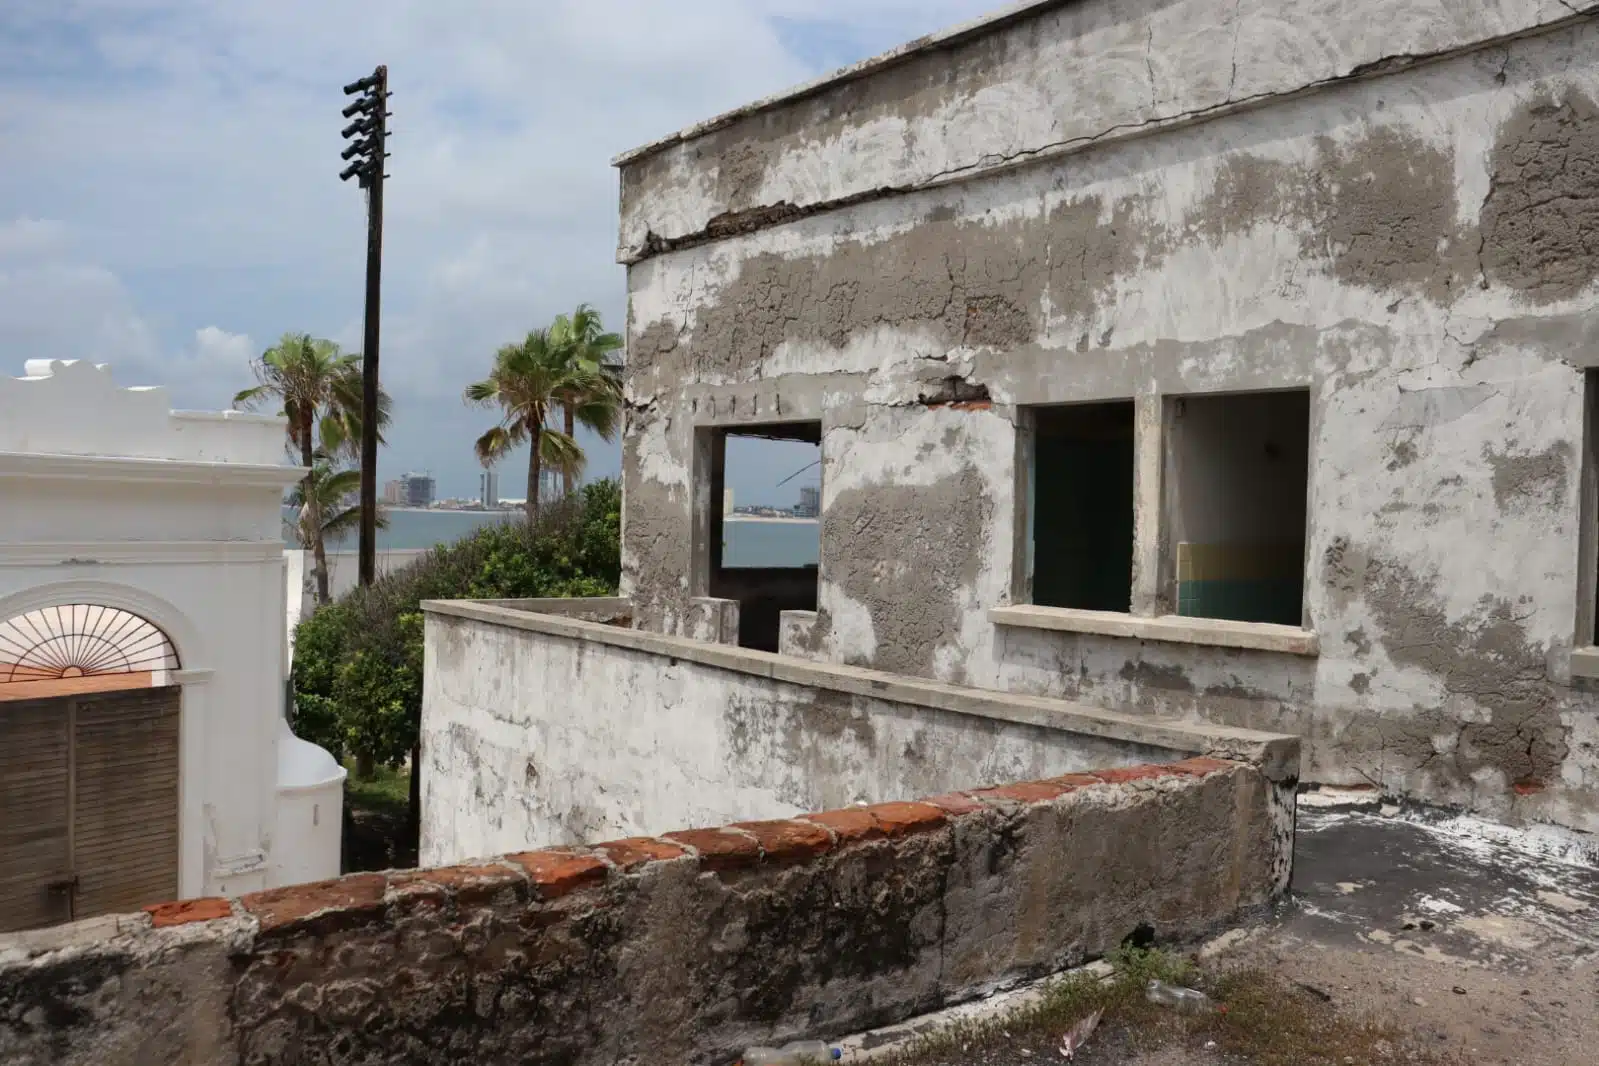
[
  {"left": 663, "top": 827, "right": 762, "bottom": 871},
  {"left": 919, "top": 791, "right": 987, "bottom": 816},
  {"left": 384, "top": 872, "right": 450, "bottom": 912},
  {"left": 802, "top": 801, "right": 948, "bottom": 844},
  {"left": 241, "top": 873, "right": 388, "bottom": 934},
  {"left": 418, "top": 863, "right": 527, "bottom": 903},
  {"left": 863, "top": 801, "right": 948, "bottom": 836},
  {"left": 596, "top": 837, "right": 690, "bottom": 870},
  {"left": 145, "top": 897, "right": 232, "bottom": 928},
  {"left": 1044, "top": 773, "right": 1105, "bottom": 790},
  {"left": 974, "top": 779, "right": 1080, "bottom": 804},
  {"left": 1513, "top": 779, "right": 1546, "bottom": 796},
  {"left": 1092, "top": 764, "right": 1177, "bottom": 785},
  {"left": 803, "top": 807, "right": 883, "bottom": 842},
  {"left": 732, "top": 819, "right": 834, "bottom": 862},
  {"left": 1169, "top": 757, "right": 1237, "bottom": 778},
  {"left": 506, "top": 850, "right": 608, "bottom": 898}
]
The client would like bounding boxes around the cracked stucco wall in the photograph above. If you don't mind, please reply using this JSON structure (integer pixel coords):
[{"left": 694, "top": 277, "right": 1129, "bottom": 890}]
[{"left": 619, "top": 2, "right": 1599, "bottom": 834}]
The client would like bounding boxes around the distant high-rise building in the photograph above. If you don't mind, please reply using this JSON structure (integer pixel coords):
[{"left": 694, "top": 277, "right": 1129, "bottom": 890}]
[
  {"left": 723, "top": 488, "right": 735, "bottom": 516},
  {"left": 400, "top": 472, "right": 435, "bottom": 508},
  {"left": 797, "top": 485, "right": 820, "bottom": 517},
  {"left": 383, "top": 479, "right": 405, "bottom": 505},
  {"left": 480, "top": 469, "right": 499, "bottom": 508}
]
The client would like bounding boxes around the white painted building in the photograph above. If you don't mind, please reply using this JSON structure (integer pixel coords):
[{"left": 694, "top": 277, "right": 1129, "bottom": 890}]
[{"left": 0, "top": 359, "right": 343, "bottom": 933}]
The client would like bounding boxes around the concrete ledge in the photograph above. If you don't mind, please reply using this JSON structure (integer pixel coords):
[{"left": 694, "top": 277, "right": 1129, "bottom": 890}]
[
  {"left": 476, "top": 596, "right": 632, "bottom": 622},
  {"left": 989, "top": 604, "right": 1320, "bottom": 657},
  {"left": 1570, "top": 645, "right": 1599, "bottom": 680},
  {"left": 421, "top": 599, "right": 1300, "bottom": 779}
]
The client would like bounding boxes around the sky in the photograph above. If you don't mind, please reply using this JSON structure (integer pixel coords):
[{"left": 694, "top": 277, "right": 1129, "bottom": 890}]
[{"left": 0, "top": 0, "right": 999, "bottom": 506}]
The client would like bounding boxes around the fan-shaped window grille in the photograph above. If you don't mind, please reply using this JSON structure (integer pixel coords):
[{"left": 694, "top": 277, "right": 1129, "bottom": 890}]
[{"left": 0, "top": 606, "right": 180, "bottom": 686}]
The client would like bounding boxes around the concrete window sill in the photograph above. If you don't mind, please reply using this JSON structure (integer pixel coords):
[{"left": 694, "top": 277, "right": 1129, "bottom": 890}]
[
  {"left": 1569, "top": 646, "right": 1599, "bottom": 679},
  {"left": 989, "top": 605, "right": 1319, "bottom": 657}
]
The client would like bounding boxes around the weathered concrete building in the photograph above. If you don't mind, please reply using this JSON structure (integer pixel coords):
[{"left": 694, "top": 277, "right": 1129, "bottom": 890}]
[{"left": 615, "top": 0, "right": 1599, "bottom": 836}]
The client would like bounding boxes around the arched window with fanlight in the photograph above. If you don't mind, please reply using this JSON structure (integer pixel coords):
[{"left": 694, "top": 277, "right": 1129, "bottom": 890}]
[
  {"left": 0, "top": 605, "right": 181, "bottom": 932},
  {"left": 0, "top": 605, "right": 180, "bottom": 698}
]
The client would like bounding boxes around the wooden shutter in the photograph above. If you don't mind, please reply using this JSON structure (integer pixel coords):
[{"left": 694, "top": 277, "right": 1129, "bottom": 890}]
[
  {"left": 71, "top": 687, "right": 180, "bottom": 919},
  {"left": 0, "top": 698, "right": 73, "bottom": 934}
]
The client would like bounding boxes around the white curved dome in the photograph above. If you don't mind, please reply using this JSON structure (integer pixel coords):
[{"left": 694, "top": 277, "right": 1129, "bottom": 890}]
[{"left": 276, "top": 717, "right": 346, "bottom": 791}]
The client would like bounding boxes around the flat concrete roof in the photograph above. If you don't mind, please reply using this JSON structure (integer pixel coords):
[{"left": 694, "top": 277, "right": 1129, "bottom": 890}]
[{"left": 611, "top": 0, "right": 1073, "bottom": 168}]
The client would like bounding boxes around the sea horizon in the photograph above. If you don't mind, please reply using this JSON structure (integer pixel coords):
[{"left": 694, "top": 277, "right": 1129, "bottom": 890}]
[{"left": 285, "top": 506, "right": 819, "bottom": 566}]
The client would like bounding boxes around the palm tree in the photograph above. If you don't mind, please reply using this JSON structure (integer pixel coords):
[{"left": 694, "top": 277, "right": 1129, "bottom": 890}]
[
  {"left": 548, "top": 304, "right": 623, "bottom": 499},
  {"left": 465, "top": 317, "right": 623, "bottom": 520},
  {"left": 287, "top": 460, "right": 389, "bottom": 605},
  {"left": 235, "top": 333, "right": 393, "bottom": 601}
]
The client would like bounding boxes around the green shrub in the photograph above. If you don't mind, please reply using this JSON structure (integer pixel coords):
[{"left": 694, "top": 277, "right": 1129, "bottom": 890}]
[{"left": 290, "top": 479, "right": 621, "bottom": 769}]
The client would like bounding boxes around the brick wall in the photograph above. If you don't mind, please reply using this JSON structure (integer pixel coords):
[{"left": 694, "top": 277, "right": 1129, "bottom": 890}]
[{"left": 0, "top": 756, "right": 1294, "bottom": 1066}]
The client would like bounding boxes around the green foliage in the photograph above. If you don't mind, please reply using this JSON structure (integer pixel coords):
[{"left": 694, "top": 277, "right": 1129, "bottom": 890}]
[
  {"left": 1104, "top": 943, "right": 1197, "bottom": 986},
  {"left": 290, "top": 478, "right": 621, "bottom": 767}
]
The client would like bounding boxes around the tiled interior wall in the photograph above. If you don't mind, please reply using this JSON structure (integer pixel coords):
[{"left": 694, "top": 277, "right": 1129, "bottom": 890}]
[{"left": 1176, "top": 541, "right": 1304, "bottom": 626}]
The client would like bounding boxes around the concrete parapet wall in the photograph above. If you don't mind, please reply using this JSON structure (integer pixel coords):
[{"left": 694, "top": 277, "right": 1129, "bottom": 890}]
[
  {"left": 0, "top": 756, "right": 1290, "bottom": 1066},
  {"left": 419, "top": 600, "right": 1299, "bottom": 866}
]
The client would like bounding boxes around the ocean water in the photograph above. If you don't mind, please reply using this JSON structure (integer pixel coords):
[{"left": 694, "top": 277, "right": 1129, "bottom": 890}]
[
  {"left": 720, "top": 519, "right": 819, "bottom": 568},
  {"left": 285, "top": 508, "right": 819, "bottom": 567}
]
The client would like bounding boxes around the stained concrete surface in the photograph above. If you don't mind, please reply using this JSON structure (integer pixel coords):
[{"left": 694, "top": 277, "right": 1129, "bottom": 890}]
[
  {"left": 840, "top": 799, "right": 1597, "bottom": 1064},
  {"left": 1235, "top": 803, "right": 1599, "bottom": 1065}
]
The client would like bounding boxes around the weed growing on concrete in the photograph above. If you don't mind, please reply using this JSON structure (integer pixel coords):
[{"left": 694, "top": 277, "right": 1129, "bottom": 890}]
[{"left": 877, "top": 947, "right": 1465, "bottom": 1065}]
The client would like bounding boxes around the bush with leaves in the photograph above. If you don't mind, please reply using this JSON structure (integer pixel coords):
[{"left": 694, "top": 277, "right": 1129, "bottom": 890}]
[{"left": 289, "top": 478, "right": 621, "bottom": 774}]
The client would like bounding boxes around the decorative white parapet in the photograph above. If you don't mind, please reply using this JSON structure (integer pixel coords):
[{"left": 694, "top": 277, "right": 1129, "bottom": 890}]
[{"left": 0, "top": 358, "right": 284, "bottom": 466}]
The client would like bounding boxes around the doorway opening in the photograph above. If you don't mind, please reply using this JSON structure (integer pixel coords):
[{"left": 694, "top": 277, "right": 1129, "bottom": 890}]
[
  {"left": 0, "top": 605, "right": 181, "bottom": 933},
  {"left": 705, "top": 423, "right": 822, "bottom": 651}
]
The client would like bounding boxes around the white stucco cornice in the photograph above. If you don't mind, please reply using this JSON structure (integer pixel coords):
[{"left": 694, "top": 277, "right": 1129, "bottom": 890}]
[
  {"left": 0, "top": 359, "right": 290, "bottom": 465},
  {"left": 0, "top": 450, "right": 306, "bottom": 489},
  {"left": 0, "top": 542, "right": 286, "bottom": 566}
]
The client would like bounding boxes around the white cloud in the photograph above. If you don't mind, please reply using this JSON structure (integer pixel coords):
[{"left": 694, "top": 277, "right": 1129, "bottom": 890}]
[{"left": 0, "top": 0, "right": 996, "bottom": 494}]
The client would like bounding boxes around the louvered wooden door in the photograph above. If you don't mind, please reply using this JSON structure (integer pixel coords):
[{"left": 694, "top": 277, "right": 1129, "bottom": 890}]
[
  {"left": 0, "top": 697, "right": 73, "bottom": 932},
  {"left": 0, "top": 687, "right": 179, "bottom": 932}
]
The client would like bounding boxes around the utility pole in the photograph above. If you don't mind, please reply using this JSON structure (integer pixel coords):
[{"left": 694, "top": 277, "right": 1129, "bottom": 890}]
[{"left": 340, "top": 66, "right": 390, "bottom": 588}]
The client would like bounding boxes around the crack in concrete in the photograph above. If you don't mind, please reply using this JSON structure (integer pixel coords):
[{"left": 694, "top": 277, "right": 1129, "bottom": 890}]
[
  {"left": 1145, "top": 24, "right": 1157, "bottom": 112},
  {"left": 1225, "top": 0, "right": 1243, "bottom": 102}
]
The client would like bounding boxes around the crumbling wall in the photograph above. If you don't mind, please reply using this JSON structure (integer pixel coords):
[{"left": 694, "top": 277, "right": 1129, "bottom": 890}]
[
  {"left": 0, "top": 756, "right": 1290, "bottom": 1066},
  {"left": 615, "top": 0, "right": 1594, "bottom": 261},
  {"left": 418, "top": 603, "right": 1300, "bottom": 866},
  {"left": 619, "top": 11, "right": 1599, "bottom": 832}
]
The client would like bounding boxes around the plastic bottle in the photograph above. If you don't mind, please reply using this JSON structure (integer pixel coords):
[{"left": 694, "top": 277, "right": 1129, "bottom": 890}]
[
  {"left": 780, "top": 1041, "right": 840, "bottom": 1063},
  {"left": 1145, "top": 979, "right": 1214, "bottom": 1014},
  {"left": 740, "top": 1041, "right": 841, "bottom": 1064},
  {"left": 741, "top": 1050, "right": 789, "bottom": 1066}
]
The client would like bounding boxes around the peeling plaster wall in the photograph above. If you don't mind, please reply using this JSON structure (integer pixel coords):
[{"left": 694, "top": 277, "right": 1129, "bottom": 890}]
[
  {"left": 620, "top": 8, "right": 1599, "bottom": 833},
  {"left": 420, "top": 609, "right": 1197, "bottom": 867},
  {"left": 615, "top": 0, "right": 1594, "bottom": 259}
]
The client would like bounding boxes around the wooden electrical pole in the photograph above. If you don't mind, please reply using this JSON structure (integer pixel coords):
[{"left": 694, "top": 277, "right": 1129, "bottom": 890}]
[{"left": 340, "top": 65, "right": 390, "bottom": 588}]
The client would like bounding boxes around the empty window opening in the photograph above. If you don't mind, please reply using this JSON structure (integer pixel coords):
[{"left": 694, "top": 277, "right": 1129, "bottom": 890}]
[
  {"left": 709, "top": 423, "right": 821, "bottom": 652},
  {"left": 1165, "top": 390, "right": 1310, "bottom": 627},
  {"left": 1028, "top": 402, "right": 1135, "bottom": 612}
]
